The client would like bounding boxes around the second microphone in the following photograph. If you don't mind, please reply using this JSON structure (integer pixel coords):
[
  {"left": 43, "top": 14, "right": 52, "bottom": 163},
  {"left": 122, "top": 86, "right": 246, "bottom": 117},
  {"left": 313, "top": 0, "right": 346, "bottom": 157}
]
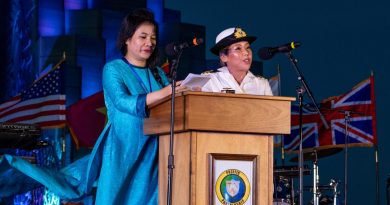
[
  {"left": 165, "top": 38, "right": 204, "bottom": 56},
  {"left": 258, "top": 41, "right": 301, "bottom": 60}
]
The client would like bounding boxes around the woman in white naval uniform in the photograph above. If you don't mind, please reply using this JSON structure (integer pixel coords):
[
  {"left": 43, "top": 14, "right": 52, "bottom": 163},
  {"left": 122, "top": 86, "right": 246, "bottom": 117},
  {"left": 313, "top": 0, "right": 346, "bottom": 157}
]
[{"left": 202, "top": 27, "right": 273, "bottom": 96}]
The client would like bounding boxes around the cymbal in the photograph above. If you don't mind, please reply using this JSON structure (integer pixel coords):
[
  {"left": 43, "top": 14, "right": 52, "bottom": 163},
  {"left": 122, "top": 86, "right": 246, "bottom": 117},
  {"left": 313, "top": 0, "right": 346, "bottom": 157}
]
[
  {"left": 289, "top": 148, "right": 343, "bottom": 162},
  {"left": 303, "top": 185, "right": 334, "bottom": 191},
  {"left": 274, "top": 165, "right": 311, "bottom": 177}
]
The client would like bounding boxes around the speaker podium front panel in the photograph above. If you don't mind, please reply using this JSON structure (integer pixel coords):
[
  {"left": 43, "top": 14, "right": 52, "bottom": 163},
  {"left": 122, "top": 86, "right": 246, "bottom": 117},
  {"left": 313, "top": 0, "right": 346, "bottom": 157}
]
[{"left": 144, "top": 92, "right": 294, "bottom": 205}]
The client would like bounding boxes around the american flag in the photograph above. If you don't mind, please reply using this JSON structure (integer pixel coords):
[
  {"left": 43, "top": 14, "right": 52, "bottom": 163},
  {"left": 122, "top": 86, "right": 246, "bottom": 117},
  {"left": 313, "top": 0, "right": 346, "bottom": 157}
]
[
  {"left": 284, "top": 75, "right": 377, "bottom": 151},
  {"left": 0, "top": 64, "right": 66, "bottom": 128}
]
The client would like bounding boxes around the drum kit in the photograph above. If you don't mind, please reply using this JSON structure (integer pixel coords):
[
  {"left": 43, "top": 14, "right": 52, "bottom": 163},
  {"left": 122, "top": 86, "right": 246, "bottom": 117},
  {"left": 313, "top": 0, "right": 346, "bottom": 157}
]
[{"left": 273, "top": 148, "right": 343, "bottom": 205}]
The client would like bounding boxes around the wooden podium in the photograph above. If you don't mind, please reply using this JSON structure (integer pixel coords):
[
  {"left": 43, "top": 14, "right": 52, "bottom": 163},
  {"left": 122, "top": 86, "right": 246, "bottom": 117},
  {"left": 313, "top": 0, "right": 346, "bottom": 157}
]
[{"left": 145, "top": 92, "right": 294, "bottom": 205}]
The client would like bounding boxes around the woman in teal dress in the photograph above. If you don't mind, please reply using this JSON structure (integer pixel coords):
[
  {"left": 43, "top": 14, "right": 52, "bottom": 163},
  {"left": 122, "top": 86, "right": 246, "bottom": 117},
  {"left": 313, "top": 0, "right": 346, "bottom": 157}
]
[{"left": 0, "top": 9, "right": 181, "bottom": 204}]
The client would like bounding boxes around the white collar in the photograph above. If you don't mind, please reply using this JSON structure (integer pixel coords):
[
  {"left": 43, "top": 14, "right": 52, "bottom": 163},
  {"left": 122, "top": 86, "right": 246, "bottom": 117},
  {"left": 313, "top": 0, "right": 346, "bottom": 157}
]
[{"left": 217, "top": 66, "right": 256, "bottom": 79}]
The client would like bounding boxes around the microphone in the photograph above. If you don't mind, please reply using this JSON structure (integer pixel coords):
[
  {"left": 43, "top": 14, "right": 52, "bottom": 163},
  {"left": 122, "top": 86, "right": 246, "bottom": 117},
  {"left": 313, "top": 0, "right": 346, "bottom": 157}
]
[
  {"left": 258, "top": 41, "right": 301, "bottom": 60},
  {"left": 165, "top": 37, "right": 204, "bottom": 56}
]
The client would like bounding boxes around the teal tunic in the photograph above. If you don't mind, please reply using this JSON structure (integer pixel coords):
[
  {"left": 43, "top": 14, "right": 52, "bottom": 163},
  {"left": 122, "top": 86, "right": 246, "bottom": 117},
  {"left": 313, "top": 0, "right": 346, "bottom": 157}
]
[{"left": 0, "top": 59, "right": 170, "bottom": 204}]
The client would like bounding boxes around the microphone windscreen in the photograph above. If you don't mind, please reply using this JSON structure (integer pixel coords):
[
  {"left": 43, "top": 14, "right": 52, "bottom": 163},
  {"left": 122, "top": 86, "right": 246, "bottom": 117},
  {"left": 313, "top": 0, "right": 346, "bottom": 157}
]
[
  {"left": 291, "top": 41, "right": 301, "bottom": 49},
  {"left": 257, "top": 47, "right": 274, "bottom": 60},
  {"left": 193, "top": 38, "right": 204, "bottom": 46},
  {"left": 165, "top": 42, "right": 177, "bottom": 56}
]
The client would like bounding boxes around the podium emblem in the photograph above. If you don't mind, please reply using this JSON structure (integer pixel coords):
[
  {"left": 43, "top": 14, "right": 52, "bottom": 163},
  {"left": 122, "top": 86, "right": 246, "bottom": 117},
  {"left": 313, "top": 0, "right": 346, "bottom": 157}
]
[
  {"left": 226, "top": 179, "right": 240, "bottom": 197},
  {"left": 215, "top": 169, "right": 250, "bottom": 204}
]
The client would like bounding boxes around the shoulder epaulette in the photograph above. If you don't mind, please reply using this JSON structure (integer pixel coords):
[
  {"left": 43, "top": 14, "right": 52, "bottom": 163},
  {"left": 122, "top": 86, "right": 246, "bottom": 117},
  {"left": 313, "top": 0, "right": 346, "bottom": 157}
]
[
  {"left": 254, "top": 74, "right": 266, "bottom": 79},
  {"left": 201, "top": 69, "right": 219, "bottom": 75}
]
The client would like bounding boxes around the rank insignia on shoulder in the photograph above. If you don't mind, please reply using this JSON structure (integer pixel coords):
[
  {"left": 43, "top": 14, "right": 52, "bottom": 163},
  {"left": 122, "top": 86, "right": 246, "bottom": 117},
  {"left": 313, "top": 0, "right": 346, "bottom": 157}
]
[
  {"left": 201, "top": 69, "right": 218, "bottom": 75},
  {"left": 254, "top": 74, "right": 266, "bottom": 79}
]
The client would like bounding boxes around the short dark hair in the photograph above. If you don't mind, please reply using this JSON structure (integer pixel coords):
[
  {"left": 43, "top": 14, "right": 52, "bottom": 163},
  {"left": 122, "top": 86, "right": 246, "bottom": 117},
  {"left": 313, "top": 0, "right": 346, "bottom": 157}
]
[
  {"left": 219, "top": 47, "right": 229, "bottom": 66},
  {"left": 116, "top": 8, "right": 159, "bottom": 69}
]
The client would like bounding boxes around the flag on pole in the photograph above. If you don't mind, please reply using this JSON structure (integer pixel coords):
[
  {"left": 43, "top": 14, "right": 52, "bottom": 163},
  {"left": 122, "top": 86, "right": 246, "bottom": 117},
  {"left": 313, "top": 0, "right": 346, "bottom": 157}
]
[
  {"left": 0, "top": 63, "right": 66, "bottom": 128},
  {"left": 269, "top": 75, "right": 280, "bottom": 96},
  {"left": 284, "top": 75, "right": 377, "bottom": 151},
  {"left": 66, "top": 91, "right": 107, "bottom": 148},
  {"left": 161, "top": 59, "right": 170, "bottom": 75},
  {"left": 268, "top": 65, "right": 283, "bottom": 146}
]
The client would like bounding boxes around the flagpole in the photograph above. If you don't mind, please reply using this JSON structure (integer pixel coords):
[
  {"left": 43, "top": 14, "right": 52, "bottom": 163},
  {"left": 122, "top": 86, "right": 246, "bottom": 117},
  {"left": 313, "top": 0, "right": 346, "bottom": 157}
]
[
  {"left": 371, "top": 70, "right": 380, "bottom": 205},
  {"left": 277, "top": 64, "right": 282, "bottom": 99},
  {"left": 33, "top": 52, "right": 66, "bottom": 84},
  {"left": 343, "top": 111, "right": 351, "bottom": 205},
  {"left": 375, "top": 145, "right": 380, "bottom": 205},
  {"left": 276, "top": 64, "right": 285, "bottom": 166}
]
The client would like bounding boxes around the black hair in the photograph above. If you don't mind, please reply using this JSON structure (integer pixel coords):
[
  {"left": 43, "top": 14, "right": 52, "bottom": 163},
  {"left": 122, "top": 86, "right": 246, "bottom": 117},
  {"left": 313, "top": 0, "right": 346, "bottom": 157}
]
[
  {"left": 116, "top": 8, "right": 163, "bottom": 86},
  {"left": 219, "top": 47, "right": 230, "bottom": 66}
]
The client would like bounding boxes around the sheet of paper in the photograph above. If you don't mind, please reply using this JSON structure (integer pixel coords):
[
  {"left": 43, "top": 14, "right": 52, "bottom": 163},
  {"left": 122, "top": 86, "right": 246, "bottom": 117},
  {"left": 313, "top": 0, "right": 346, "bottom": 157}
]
[{"left": 181, "top": 73, "right": 211, "bottom": 89}]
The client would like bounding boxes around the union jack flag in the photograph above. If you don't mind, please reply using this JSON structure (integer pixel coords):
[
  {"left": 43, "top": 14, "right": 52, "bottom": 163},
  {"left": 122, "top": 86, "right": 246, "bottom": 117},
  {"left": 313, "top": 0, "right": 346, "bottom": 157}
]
[
  {"left": 0, "top": 63, "right": 66, "bottom": 128},
  {"left": 284, "top": 75, "right": 377, "bottom": 151}
]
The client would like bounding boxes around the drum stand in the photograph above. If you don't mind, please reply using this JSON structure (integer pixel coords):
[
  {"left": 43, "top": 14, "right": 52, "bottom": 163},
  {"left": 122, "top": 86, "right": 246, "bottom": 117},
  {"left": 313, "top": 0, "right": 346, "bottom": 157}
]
[
  {"left": 329, "top": 179, "right": 340, "bottom": 205},
  {"left": 312, "top": 165, "right": 341, "bottom": 205}
]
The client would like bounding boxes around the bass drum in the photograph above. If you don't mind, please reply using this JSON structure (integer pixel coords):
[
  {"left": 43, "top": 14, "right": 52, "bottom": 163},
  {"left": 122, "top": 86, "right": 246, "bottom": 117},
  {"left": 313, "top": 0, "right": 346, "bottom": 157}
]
[
  {"left": 273, "top": 177, "right": 292, "bottom": 205},
  {"left": 273, "top": 200, "right": 291, "bottom": 205}
]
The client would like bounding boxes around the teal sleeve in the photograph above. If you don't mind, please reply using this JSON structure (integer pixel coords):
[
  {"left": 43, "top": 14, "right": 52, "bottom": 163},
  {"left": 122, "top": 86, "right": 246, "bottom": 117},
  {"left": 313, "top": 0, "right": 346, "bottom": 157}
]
[
  {"left": 102, "top": 63, "right": 148, "bottom": 118},
  {"left": 137, "top": 94, "right": 149, "bottom": 118}
]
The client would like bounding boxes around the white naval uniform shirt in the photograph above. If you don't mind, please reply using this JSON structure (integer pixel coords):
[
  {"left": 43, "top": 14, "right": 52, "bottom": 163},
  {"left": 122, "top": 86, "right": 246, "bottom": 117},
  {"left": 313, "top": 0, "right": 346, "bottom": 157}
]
[{"left": 201, "top": 66, "right": 274, "bottom": 96}]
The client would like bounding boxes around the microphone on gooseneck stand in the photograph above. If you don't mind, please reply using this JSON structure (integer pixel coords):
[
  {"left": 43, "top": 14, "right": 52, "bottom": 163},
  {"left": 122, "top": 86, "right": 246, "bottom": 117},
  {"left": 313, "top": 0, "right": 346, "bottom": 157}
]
[
  {"left": 165, "top": 37, "right": 204, "bottom": 56},
  {"left": 258, "top": 41, "right": 301, "bottom": 60}
]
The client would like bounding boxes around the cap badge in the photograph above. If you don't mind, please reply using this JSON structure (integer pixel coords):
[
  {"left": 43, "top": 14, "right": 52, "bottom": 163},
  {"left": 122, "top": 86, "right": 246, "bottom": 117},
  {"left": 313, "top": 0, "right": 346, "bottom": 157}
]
[{"left": 234, "top": 28, "right": 247, "bottom": 39}]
